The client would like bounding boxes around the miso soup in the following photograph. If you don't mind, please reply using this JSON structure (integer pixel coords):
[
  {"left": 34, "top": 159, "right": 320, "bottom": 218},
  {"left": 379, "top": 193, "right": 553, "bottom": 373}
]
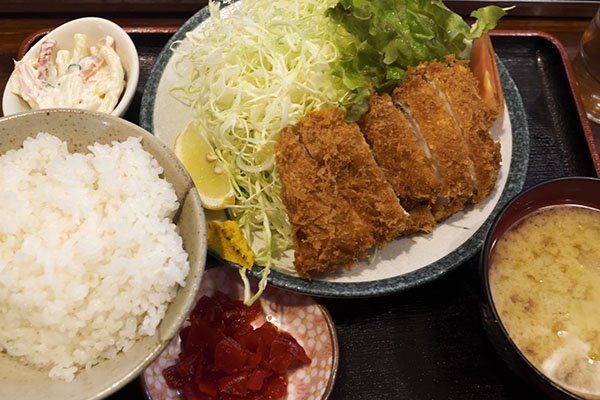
[{"left": 489, "top": 205, "right": 600, "bottom": 399}]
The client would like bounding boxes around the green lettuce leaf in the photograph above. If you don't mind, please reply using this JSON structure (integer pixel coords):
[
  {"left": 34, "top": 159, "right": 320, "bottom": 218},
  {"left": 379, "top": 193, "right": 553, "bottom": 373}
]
[{"left": 327, "top": 0, "right": 507, "bottom": 119}]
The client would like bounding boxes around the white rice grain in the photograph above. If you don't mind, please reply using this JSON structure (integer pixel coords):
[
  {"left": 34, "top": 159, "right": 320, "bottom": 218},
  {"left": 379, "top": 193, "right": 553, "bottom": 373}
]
[{"left": 0, "top": 133, "right": 189, "bottom": 381}]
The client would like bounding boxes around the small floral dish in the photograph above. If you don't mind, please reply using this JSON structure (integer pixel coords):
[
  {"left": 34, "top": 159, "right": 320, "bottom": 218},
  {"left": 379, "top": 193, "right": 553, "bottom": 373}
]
[
  {"left": 142, "top": 266, "right": 339, "bottom": 400},
  {"left": 2, "top": 17, "right": 139, "bottom": 117}
]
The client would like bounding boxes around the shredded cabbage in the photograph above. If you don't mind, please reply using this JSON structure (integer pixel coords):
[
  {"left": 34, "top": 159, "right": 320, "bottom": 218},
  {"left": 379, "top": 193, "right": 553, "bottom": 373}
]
[{"left": 170, "top": 0, "right": 351, "bottom": 300}]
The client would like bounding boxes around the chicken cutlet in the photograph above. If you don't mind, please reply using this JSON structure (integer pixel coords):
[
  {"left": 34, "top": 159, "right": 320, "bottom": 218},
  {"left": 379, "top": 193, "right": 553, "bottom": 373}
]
[
  {"left": 275, "top": 127, "right": 376, "bottom": 276},
  {"left": 359, "top": 91, "right": 439, "bottom": 233},
  {"left": 393, "top": 67, "right": 476, "bottom": 221},
  {"left": 421, "top": 59, "right": 501, "bottom": 203},
  {"left": 295, "top": 108, "right": 408, "bottom": 245}
]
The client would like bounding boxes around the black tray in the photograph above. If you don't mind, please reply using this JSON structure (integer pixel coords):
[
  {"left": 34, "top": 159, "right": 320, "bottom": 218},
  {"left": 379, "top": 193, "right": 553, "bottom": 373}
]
[{"left": 18, "top": 28, "right": 600, "bottom": 399}]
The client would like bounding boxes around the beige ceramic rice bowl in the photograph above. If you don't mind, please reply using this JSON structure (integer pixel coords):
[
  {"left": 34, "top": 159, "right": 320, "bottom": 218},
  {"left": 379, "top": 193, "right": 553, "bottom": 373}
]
[{"left": 0, "top": 109, "right": 206, "bottom": 400}]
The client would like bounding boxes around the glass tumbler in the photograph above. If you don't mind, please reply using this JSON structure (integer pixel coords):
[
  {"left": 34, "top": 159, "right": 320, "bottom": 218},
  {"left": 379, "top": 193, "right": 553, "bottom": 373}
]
[{"left": 572, "top": 8, "right": 600, "bottom": 124}]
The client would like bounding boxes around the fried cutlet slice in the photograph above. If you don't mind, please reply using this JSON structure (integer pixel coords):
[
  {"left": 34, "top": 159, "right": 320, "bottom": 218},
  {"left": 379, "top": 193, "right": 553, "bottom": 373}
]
[
  {"left": 403, "top": 205, "right": 437, "bottom": 234},
  {"left": 275, "top": 127, "right": 375, "bottom": 276},
  {"left": 422, "top": 59, "right": 501, "bottom": 204},
  {"left": 393, "top": 68, "right": 476, "bottom": 221},
  {"left": 359, "top": 91, "right": 439, "bottom": 233},
  {"left": 295, "top": 108, "right": 408, "bottom": 245}
]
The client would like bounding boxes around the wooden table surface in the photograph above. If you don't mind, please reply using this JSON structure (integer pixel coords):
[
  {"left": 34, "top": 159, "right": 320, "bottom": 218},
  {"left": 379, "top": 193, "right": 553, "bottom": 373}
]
[{"left": 1, "top": 7, "right": 599, "bottom": 400}]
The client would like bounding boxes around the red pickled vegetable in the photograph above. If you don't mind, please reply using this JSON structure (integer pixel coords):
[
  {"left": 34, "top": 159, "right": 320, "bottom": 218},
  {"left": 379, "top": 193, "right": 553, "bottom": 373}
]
[
  {"left": 176, "top": 353, "right": 202, "bottom": 380},
  {"left": 195, "top": 376, "right": 218, "bottom": 397},
  {"left": 257, "top": 374, "right": 288, "bottom": 400},
  {"left": 162, "top": 365, "right": 187, "bottom": 389},
  {"left": 180, "top": 383, "right": 205, "bottom": 400},
  {"left": 162, "top": 292, "right": 311, "bottom": 400},
  {"left": 246, "top": 369, "right": 268, "bottom": 391},
  {"left": 218, "top": 371, "right": 251, "bottom": 396},
  {"left": 214, "top": 336, "right": 251, "bottom": 374},
  {"left": 269, "top": 333, "right": 310, "bottom": 374},
  {"left": 180, "top": 318, "right": 226, "bottom": 359}
]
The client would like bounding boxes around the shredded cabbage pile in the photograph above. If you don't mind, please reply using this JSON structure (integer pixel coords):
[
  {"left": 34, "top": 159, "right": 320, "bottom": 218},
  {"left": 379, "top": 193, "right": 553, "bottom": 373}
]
[{"left": 170, "top": 0, "right": 351, "bottom": 292}]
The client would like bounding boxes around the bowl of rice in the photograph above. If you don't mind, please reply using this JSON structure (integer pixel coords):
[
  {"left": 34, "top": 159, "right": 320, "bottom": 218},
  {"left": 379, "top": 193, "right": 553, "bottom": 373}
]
[{"left": 0, "top": 108, "right": 206, "bottom": 399}]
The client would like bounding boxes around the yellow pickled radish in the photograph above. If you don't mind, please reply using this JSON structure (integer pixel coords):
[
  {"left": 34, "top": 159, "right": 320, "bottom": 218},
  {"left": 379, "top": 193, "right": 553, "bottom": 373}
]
[
  {"left": 173, "top": 121, "right": 235, "bottom": 210},
  {"left": 206, "top": 220, "right": 255, "bottom": 270}
]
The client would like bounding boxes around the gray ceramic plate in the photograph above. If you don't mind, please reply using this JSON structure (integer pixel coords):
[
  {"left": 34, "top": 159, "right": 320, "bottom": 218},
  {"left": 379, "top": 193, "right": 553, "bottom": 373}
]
[{"left": 140, "top": 1, "right": 529, "bottom": 298}]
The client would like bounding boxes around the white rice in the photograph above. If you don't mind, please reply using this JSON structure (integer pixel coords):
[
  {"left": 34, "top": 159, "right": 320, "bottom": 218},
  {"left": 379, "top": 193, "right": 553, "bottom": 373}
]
[{"left": 0, "top": 132, "right": 189, "bottom": 382}]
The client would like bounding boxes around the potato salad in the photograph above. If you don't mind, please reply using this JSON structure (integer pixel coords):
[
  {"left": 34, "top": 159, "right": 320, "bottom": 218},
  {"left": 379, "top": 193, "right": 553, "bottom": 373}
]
[{"left": 11, "top": 33, "right": 125, "bottom": 113}]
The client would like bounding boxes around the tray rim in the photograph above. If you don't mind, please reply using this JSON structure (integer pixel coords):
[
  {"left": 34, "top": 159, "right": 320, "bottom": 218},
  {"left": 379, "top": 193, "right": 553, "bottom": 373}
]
[
  {"left": 491, "top": 29, "right": 600, "bottom": 177},
  {"left": 3, "top": 0, "right": 598, "bottom": 18},
  {"left": 16, "top": 27, "right": 599, "bottom": 177}
]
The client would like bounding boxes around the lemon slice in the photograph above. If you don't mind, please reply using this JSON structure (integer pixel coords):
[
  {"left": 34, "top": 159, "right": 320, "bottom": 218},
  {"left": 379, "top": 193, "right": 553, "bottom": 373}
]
[{"left": 174, "top": 121, "right": 235, "bottom": 210}]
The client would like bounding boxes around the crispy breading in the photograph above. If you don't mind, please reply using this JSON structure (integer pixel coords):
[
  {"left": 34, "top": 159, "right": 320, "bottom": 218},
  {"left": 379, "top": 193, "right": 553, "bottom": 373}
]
[
  {"left": 359, "top": 91, "right": 438, "bottom": 233},
  {"left": 275, "top": 59, "right": 502, "bottom": 277},
  {"left": 275, "top": 128, "right": 376, "bottom": 276},
  {"left": 422, "top": 59, "right": 501, "bottom": 203},
  {"left": 295, "top": 108, "right": 408, "bottom": 245},
  {"left": 393, "top": 67, "right": 476, "bottom": 221},
  {"left": 403, "top": 205, "right": 436, "bottom": 234}
]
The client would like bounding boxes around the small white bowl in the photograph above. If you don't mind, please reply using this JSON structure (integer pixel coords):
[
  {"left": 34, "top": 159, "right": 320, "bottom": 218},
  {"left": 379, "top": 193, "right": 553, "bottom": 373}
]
[{"left": 2, "top": 17, "right": 139, "bottom": 117}]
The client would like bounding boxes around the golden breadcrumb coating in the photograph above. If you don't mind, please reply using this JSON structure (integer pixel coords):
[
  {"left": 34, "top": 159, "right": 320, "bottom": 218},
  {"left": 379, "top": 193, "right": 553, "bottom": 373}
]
[
  {"left": 296, "top": 108, "right": 408, "bottom": 246},
  {"left": 275, "top": 127, "right": 375, "bottom": 276},
  {"left": 359, "top": 91, "right": 439, "bottom": 233},
  {"left": 275, "top": 58, "right": 502, "bottom": 276},
  {"left": 421, "top": 59, "right": 501, "bottom": 203},
  {"left": 393, "top": 66, "right": 476, "bottom": 221}
]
